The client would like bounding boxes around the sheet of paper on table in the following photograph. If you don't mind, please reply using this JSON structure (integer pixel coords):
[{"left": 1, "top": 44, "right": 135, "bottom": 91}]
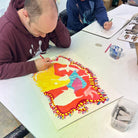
[
  {"left": 82, "top": 4, "right": 138, "bottom": 39},
  {"left": 32, "top": 52, "right": 122, "bottom": 130}
]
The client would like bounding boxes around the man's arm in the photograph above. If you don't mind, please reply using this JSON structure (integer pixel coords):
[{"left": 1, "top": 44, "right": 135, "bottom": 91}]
[
  {"left": 0, "top": 61, "right": 37, "bottom": 79},
  {"left": 0, "top": 38, "right": 37, "bottom": 79},
  {"left": 48, "top": 18, "right": 71, "bottom": 48}
]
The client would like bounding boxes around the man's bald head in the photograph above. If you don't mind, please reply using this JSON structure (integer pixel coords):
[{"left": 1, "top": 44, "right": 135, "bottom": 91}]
[{"left": 24, "top": 0, "right": 58, "bottom": 23}]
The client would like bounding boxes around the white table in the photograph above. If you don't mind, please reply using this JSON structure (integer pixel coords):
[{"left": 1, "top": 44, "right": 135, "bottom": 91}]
[{"left": 0, "top": 28, "right": 138, "bottom": 137}]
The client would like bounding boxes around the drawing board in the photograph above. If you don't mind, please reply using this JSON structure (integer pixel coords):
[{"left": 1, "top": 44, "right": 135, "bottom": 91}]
[{"left": 83, "top": 4, "right": 138, "bottom": 39}]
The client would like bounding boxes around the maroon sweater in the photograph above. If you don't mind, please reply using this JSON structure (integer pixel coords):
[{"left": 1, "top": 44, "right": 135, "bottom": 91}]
[{"left": 0, "top": 0, "right": 71, "bottom": 79}]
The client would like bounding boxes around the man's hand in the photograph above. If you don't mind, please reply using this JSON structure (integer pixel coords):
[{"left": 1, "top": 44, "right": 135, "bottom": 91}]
[
  {"left": 104, "top": 21, "right": 112, "bottom": 30},
  {"left": 34, "top": 57, "right": 52, "bottom": 71}
]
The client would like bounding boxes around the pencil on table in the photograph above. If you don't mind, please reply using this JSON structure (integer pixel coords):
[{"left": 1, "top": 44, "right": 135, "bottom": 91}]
[{"left": 105, "top": 43, "right": 112, "bottom": 53}]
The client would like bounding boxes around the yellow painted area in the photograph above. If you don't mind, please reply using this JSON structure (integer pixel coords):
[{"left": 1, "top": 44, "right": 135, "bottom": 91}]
[{"left": 33, "top": 65, "right": 70, "bottom": 92}]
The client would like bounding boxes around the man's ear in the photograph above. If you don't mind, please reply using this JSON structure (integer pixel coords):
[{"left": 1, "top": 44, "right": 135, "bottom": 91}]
[
  {"left": 23, "top": 9, "right": 29, "bottom": 17},
  {"left": 22, "top": 9, "right": 30, "bottom": 22}
]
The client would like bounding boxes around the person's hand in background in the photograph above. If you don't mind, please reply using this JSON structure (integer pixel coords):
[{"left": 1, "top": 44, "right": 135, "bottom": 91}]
[{"left": 104, "top": 21, "right": 112, "bottom": 30}]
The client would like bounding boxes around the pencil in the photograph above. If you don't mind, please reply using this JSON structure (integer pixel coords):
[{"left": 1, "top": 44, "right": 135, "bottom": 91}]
[
  {"left": 40, "top": 54, "right": 53, "bottom": 62},
  {"left": 40, "top": 54, "right": 44, "bottom": 59},
  {"left": 105, "top": 43, "right": 112, "bottom": 53},
  {"left": 109, "top": 18, "right": 113, "bottom": 22}
]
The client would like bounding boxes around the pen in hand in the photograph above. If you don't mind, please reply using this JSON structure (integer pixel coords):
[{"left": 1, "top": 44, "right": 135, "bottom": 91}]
[
  {"left": 40, "top": 54, "right": 44, "bottom": 59},
  {"left": 40, "top": 55, "right": 53, "bottom": 62},
  {"left": 109, "top": 18, "right": 113, "bottom": 22}
]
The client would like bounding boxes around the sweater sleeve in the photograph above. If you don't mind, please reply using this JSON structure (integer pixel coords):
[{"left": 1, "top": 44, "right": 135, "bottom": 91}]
[
  {"left": 48, "top": 18, "right": 71, "bottom": 48},
  {"left": 0, "top": 61, "right": 37, "bottom": 79},
  {"left": 0, "top": 37, "right": 37, "bottom": 80},
  {"left": 94, "top": 0, "right": 109, "bottom": 27},
  {"left": 66, "top": 0, "right": 85, "bottom": 32}
]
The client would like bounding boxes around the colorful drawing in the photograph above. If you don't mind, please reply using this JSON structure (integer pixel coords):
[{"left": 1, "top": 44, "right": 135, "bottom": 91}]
[{"left": 33, "top": 56, "right": 109, "bottom": 119}]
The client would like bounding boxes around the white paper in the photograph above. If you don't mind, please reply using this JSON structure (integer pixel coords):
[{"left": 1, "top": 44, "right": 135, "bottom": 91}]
[{"left": 83, "top": 4, "right": 138, "bottom": 39}]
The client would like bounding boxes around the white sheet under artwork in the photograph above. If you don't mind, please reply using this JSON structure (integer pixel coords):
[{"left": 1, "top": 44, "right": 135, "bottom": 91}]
[{"left": 31, "top": 52, "right": 122, "bottom": 130}]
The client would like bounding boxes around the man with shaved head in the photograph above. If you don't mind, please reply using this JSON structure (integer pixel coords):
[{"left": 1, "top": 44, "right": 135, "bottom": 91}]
[{"left": 0, "top": 0, "right": 71, "bottom": 79}]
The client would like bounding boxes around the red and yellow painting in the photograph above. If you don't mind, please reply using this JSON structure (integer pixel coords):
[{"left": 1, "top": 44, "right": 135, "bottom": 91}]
[{"left": 33, "top": 56, "right": 109, "bottom": 119}]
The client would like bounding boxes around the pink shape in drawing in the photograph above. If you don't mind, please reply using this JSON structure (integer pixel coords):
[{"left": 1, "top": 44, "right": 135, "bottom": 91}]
[{"left": 72, "top": 78, "right": 83, "bottom": 91}]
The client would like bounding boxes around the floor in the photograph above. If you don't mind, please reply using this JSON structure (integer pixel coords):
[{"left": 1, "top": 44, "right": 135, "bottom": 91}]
[{"left": 0, "top": 102, "right": 34, "bottom": 138}]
